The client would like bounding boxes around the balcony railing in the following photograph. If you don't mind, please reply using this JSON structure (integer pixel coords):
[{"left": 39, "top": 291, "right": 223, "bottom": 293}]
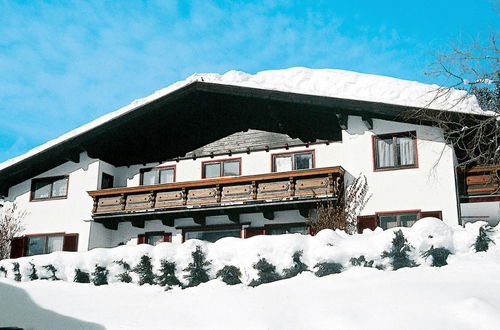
[
  {"left": 88, "top": 166, "right": 344, "bottom": 223},
  {"left": 459, "top": 165, "right": 500, "bottom": 202}
]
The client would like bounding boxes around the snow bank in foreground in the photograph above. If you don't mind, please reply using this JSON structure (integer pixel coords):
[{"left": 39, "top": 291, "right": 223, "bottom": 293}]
[
  {"left": 1, "top": 218, "right": 500, "bottom": 330},
  {"left": 0, "top": 218, "right": 497, "bottom": 285},
  {"left": 0, "top": 67, "right": 483, "bottom": 171}
]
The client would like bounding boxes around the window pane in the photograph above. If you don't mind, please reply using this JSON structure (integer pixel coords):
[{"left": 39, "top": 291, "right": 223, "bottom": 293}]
[
  {"left": 376, "top": 138, "right": 395, "bottom": 168},
  {"left": 146, "top": 234, "right": 164, "bottom": 246},
  {"left": 379, "top": 215, "right": 398, "bottom": 230},
  {"left": 142, "top": 169, "right": 156, "bottom": 185},
  {"left": 295, "top": 153, "right": 313, "bottom": 170},
  {"left": 223, "top": 160, "right": 240, "bottom": 176},
  {"left": 204, "top": 163, "right": 221, "bottom": 178},
  {"left": 267, "top": 225, "right": 307, "bottom": 235},
  {"left": 159, "top": 168, "right": 174, "bottom": 184},
  {"left": 27, "top": 236, "right": 46, "bottom": 256},
  {"left": 185, "top": 229, "right": 240, "bottom": 242},
  {"left": 274, "top": 155, "right": 293, "bottom": 172},
  {"left": 33, "top": 181, "right": 51, "bottom": 199},
  {"left": 51, "top": 178, "right": 68, "bottom": 197},
  {"left": 397, "top": 137, "right": 415, "bottom": 166},
  {"left": 400, "top": 214, "right": 418, "bottom": 228},
  {"left": 47, "top": 235, "right": 64, "bottom": 253}
]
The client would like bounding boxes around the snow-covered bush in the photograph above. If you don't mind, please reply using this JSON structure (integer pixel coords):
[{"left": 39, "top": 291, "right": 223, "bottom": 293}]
[
  {"left": 12, "top": 262, "right": 21, "bottom": 282},
  {"left": 92, "top": 265, "right": 108, "bottom": 286},
  {"left": 314, "top": 262, "right": 343, "bottom": 277},
  {"left": 133, "top": 255, "right": 155, "bottom": 286},
  {"left": 282, "top": 250, "right": 308, "bottom": 279},
  {"left": 422, "top": 246, "right": 452, "bottom": 267},
  {"left": 350, "top": 255, "right": 374, "bottom": 267},
  {"left": 42, "top": 264, "right": 59, "bottom": 281},
  {"left": 156, "top": 260, "right": 182, "bottom": 288},
  {"left": 74, "top": 269, "right": 90, "bottom": 283},
  {"left": 0, "top": 265, "right": 6, "bottom": 277},
  {"left": 28, "top": 262, "right": 38, "bottom": 280},
  {"left": 381, "top": 230, "right": 418, "bottom": 270},
  {"left": 114, "top": 260, "right": 132, "bottom": 283},
  {"left": 249, "top": 258, "right": 281, "bottom": 287},
  {"left": 473, "top": 225, "right": 495, "bottom": 252},
  {"left": 216, "top": 265, "right": 242, "bottom": 285},
  {"left": 183, "top": 246, "right": 211, "bottom": 288}
]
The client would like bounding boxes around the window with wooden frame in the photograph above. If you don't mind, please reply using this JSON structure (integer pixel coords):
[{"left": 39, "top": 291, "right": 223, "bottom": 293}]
[
  {"left": 140, "top": 166, "right": 175, "bottom": 185},
  {"left": 183, "top": 226, "right": 242, "bottom": 242},
  {"left": 101, "top": 173, "right": 114, "bottom": 189},
  {"left": 373, "top": 131, "right": 417, "bottom": 171},
  {"left": 272, "top": 151, "right": 314, "bottom": 172},
  {"left": 202, "top": 158, "right": 241, "bottom": 178},
  {"left": 377, "top": 211, "right": 420, "bottom": 230},
  {"left": 30, "top": 176, "right": 69, "bottom": 201},
  {"left": 265, "top": 223, "right": 308, "bottom": 235},
  {"left": 138, "top": 232, "right": 172, "bottom": 246},
  {"left": 15, "top": 233, "right": 79, "bottom": 257}
]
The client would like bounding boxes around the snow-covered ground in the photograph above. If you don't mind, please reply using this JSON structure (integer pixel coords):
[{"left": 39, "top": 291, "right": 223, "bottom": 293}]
[{"left": 1, "top": 218, "right": 499, "bottom": 330}]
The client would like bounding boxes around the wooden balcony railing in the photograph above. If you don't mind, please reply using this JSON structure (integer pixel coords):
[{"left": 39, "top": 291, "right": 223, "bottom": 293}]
[
  {"left": 459, "top": 165, "right": 500, "bottom": 202},
  {"left": 88, "top": 166, "right": 344, "bottom": 216}
]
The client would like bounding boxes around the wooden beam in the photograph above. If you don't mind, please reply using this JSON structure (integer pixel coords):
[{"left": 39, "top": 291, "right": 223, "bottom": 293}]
[
  {"left": 362, "top": 116, "right": 373, "bottom": 130},
  {"left": 337, "top": 114, "right": 348, "bottom": 130},
  {"left": 131, "top": 219, "right": 145, "bottom": 228},
  {"left": 66, "top": 150, "right": 80, "bottom": 163}
]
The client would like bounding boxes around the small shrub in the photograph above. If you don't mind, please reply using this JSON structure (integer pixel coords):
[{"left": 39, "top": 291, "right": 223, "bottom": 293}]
[
  {"left": 43, "top": 264, "right": 59, "bottom": 281},
  {"left": 114, "top": 260, "right": 132, "bottom": 283},
  {"left": 0, "top": 265, "right": 7, "bottom": 277},
  {"left": 473, "top": 225, "right": 495, "bottom": 252},
  {"left": 133, "top": 255, "right": 155, "bottom": 286},
  {"left": 28, "top": 262, "right": 39, "bottom": 280},
  {"left": 216, "top": 265, "right": 242, "bottom": 285},
  {"left": 422, "top": 246, "right": 452, "bottom": 267},
  {"left": 74, "top": 269, "right": 90, "bottom": 283},
  {"left": 381, "top": 230, "right": 418, "bottom": 270},
  {"left": 350, "top": 255, "right": 374, "bottom": 267},
  {"left": 156, "top": 260, "right": 182, "bottom": 288},
  {"left": 249, "top": 258, "right": 281, "bottom": 287},
  {"left": 314, "top": 262, "right": 343, "bottom": 277},
  {"left": 12, "top": 262, "right": 21, "bottom": 282},
  {"left": 282, "top": 250, "right": 308, "bottom": 279},
  {"left": 91, "top": 265, "right": 108, "bottom": 286},
  {"left": 183, "top": 246, "right": 211, "bottom": 288}
]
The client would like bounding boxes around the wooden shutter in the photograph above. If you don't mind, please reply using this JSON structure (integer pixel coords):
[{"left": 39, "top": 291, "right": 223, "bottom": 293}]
[
  {"left": 63, "top": 234, "right": 79, "bottom": 252},
  {"left": 357, "top": 215, "right": 378, "bottom": 234},
  {"left": 137, "top": 234, "right": 146, "bottom": 244},
  {"left": 244, "top": 228, "right": 265, "bottom": 238},
  {"left": 10, "top": 237, "right": 26, "bottom": 259},
  {"left": 162, "top": 233, "right": 172, "bottom": 243},
  {"left": 420, "top": 211, "right": 442, "bottom": 220}
]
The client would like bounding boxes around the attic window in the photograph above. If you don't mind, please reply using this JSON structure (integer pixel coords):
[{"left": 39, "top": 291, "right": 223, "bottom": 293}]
[{"left": 31, "top": 176, "right": 69, "bottom": 201}]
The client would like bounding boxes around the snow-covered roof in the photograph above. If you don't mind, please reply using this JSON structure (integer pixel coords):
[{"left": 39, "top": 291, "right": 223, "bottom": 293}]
[{"left": 0, "top": 67, "right": 483, "bottom": 171}]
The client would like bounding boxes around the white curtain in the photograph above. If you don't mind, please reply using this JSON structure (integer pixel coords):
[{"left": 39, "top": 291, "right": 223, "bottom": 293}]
[
  {"left": 377, "top": 138, "right": 394, "bottom": 167},
  {"left": 275, "top": 156, "right": 293, "bottom": 172},
  {"left": 398, "top": 137, "right": 415, "bottom": 165}
]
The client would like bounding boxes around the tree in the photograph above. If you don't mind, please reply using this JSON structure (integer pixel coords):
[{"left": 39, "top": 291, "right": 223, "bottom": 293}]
[
  {"left": 183, "top": 246, "right": 211, "bottom": 287},
  {"left": 133, "top": 255, "right": 155, "bottom": 286},
  {"left": 0, "top": 202, "right": 26, "bottom": 260},
  {"left": 381, "top": 230, "right": 418, "bottom": 270},
  {"left": 308, "top": 174, "right": 370, "bottom": 234}
]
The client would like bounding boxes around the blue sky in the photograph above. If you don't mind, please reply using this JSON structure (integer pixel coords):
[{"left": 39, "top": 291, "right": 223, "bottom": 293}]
[{"left": 0, "top": 0, "right": 498, "bottom": 163}]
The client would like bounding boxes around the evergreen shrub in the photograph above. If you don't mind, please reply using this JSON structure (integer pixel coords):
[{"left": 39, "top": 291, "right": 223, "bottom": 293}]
[
  {"left": 282, "top": 250, "right": 308, "bottom": 279},
  {"left": 314, "top": 262, "right": 343, "bottom": 277},
  {"left": 43, "top": 264, "right": 60, "bottom": 281},
  {"left": 28, "top": 262, "right": 39, "bottom": 280},
  {"left": 422, "top": 246, "right": 452, "bottom": 267},
  {"left": 114, "top": 260, "right": 132, "bottom": 283},
  {"left": 133, "top": 255, "right": 155, "bottom": 286},
  {"left": 12, "top": 262, "right": 21, "bottom": 282},
  {"left": 381, "top": 230, "right": 418, "bottom": 270},
  {"left": 350, "top": 255, "right": 374, "bottom": 267},
  {"left": 249, "top": 258, "right": 281, "bottom": 287},
  {"left": 92, "top": 265, "right": 108, "bottom": 286},
  {"left": 157, "top": 260, "right": 182, "bottom": 288},
  {"left": 183, "top": 246, "right": 211, "bottom": 288},
  {"left": 473, "top": 225, "right": 495, "bottom": 252},
  {"left": 74, "top": 269, "right": 91, "bottom": 283},
  {"left": 216, "top": 265, "right": 242, "bottom": 285}
]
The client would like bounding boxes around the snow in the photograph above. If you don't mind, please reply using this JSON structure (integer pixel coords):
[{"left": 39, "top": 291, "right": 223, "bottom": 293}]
[
  {"left": 1, "top": 218, "right": 499, "bottom": 329},
  {"left": 0, "top": 67, "right": 484, "bottom": 172}
]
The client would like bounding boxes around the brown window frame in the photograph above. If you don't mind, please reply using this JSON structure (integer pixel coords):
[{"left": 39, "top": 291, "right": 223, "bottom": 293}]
[
  {"left": 201, "top": 158, "right": 242, "bottom": 179},
  {"left": 181, "top": 224, "right": 242, "bottom": 242},
  {"left": 30, "top": 175, "right": 69, "bottom": 201},
  {"left": 372, "top": 131, "right": 418, "bottom": 171},
  {"left": 376, "top": 210, "right": 421, "bottom": 230},
  {"left": 271, "top": 150, "right": 315, "bottom": 172},
  {"left": 139, "top": 165, "right": 176, "bottom": 185}
]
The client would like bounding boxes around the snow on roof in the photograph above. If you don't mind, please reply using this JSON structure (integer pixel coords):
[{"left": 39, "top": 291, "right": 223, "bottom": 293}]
[{"left": 0, "top": 67, "right": 483, "bottom": 171}]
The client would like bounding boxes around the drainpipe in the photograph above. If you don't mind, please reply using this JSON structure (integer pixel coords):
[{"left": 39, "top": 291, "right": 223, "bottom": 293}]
[{"left": 454, "top": 165, "right": 463, "bottom": 226}]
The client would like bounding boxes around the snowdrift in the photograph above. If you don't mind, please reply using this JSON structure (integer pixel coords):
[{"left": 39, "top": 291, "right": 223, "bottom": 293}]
[{"left": 0, "top": 218, "right": 497, "bottom": 285}]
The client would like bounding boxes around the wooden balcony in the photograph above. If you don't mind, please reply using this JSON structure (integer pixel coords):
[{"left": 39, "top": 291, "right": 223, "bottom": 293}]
[
  {"left": 459, "top": 165, "right": 500, "bottom": 203},
  {"left": 88, "top": 166, "right": 345, "bottom": 229}
]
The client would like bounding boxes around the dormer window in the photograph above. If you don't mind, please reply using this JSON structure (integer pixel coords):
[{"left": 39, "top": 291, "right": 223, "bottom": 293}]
[
  {"left": 140, "top": 166, "right": 175, "bottom": 185},
  {"left": 272, "top": 151, "right": 314, "bottom": 172}
]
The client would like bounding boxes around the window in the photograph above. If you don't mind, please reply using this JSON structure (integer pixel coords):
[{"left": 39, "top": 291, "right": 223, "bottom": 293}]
[
  {"left": 374, "top": 132, "right": 417, "bottom": 170},
  {"left": 266, "top": 224, "right": 308, "bottom": 235},
  {"left": 140, "top": 166, "right": 175, "bottom": 185},
  {"left": 184, "top": 227, "right": 241, "bottom": 242},
  {"left": 101, "top": 173, "right": 114, "bottom": 189},
  {"left": 31, "top": 176, "right": 68, "bottom": 201},
  {"left": 272, "top": 151, "right": 314, "bottom": 172},
  {"left": 202, "top": 159, "right": 241, "bottom": 178},
  {"left": 138, "top": 232, "right": 172, "bottom": 245},
  {"left": 26, "top": 234, "right": 64, "bottom": 256},
  {"left": 378, "top": 212, "right": 419, "bottom": 230}
]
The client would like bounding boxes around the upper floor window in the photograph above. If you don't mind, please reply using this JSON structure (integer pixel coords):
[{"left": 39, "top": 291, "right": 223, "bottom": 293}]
[
  {"left": 140, "top": 166, "right": 175, "bottom": 185},
  {"left": 202, "top": 159, "right": 241, "bottom": 178},
  {"left": 378, "top": 211, "right": 419, "bottom": 230},
  {"left": 101, "top": 173, "right": 114, "bottom": 189},
  {"left": 373, "top": 132, "right": 417, "bottom": 170},
  {"left": 272, "top": 151, "right": 314, "bottom": 172},
  {"left": 31, "top": 176, "right": 69, "bottom": 201}
]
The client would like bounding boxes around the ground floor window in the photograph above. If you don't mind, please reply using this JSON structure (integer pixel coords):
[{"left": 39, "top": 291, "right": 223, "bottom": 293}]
[
  {"left": 138, "top": 232, "right": 172, "bottom": 245},
  {"left": 184, "top": 227, "right": 241, "bottom": 242},
  {"left": 26, "top": 234, "right": 65, "bottom": 256},
  {"left": 378, "top": 212, "right": 419, "bottom": 230},
  {"left": 265, "top": 224, "right": 308, "bottom": 235}
]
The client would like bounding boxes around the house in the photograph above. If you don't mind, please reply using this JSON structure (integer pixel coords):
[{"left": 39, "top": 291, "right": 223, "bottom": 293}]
[{"left": 1, "top": 68, "right": 498, "bottom": 258}]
